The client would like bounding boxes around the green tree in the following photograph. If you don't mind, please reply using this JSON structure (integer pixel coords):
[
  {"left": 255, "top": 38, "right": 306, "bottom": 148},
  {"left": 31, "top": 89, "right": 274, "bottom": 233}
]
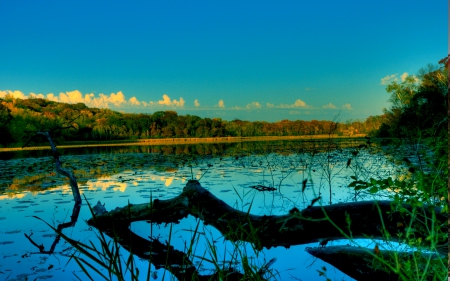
[{"left": 378, "top": 57, "right": 448, "bottom": 138}]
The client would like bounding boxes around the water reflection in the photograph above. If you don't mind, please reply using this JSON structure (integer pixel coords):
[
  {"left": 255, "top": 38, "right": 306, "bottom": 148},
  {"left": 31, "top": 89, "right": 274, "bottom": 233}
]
[
  {"left": 24, "top": 203, "right": 81, "bottom": 254},
  {"left": 0, "top": 138, "right": 366, "bottom": 160},
  {"left": 0, "top": 139, "right": 406, "bottom": 281}
]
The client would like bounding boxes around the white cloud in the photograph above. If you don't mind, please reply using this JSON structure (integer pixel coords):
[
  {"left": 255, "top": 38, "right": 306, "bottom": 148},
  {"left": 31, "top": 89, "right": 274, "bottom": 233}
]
[
  {"left": 322, "top": 103, "right": 337, "bottom": 109},
  {"left": 30, "top": 92, "right": 45, "bottom": 99},
  {"left": 90, "top": 93, "right": 109, "bottom": 107},
  {"left": 194, "top": 99, "right": 200, "bottom": 107},
  {"left": 246, "top": 101, "right": 262, "bottom": 109},
  {"left": 278, "top": 99, "right": 308, "bottom": 108},
  {"left": 400, "top": 72, "right": 409, "bottom": 82},
  {"left": 380, "top": 74, "right": 398, "bottom": 85},
  {"left": 47, "top": 90, "right": 127, "bottom": 108},
  {"left": 342, "top": 103, "right": 352, "bottom": 110},
  {"left": 158, "top": 94, "right": 171, "bottom": 106},
  {"left": 217, "top": 99, "right": 225, "bottom": 108},
  {"left": 174, "top": 97, "right": 185, "bottom": 107},
  {"left": 266, "top": 102, "right": 274, "bottom": 108},
  {"left": 129, "top": 97, "right": 141, "bottom": 105},
  {"left": 59, "top": 90, "right": 77, "bottom": 103},
  {"left": 46, "top": 93, "right": 57, "bottom": 102},
  {"left": 400, "top": 72, "right": 420, "bottom": 83},
  {"left": 0, "top": 90, "right": 26, "bottom": 99},
  {"left": 108, "top": 91, "right": 126, "bottom": 106},
  {"left": 89, "top": 92, "right": 126, "bottom": 108},
  {"left": 293, "top": 99, "right": 307, "bottom": 107},
  {"left": 156, "top": 94, "right": 185, "bottom": 107}
]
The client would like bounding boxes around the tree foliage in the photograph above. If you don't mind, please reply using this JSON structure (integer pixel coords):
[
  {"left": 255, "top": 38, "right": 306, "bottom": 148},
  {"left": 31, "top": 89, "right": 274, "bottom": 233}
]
[
  {"left": 0, "top": 96, "right": 380, "bottom": 147},
  {"left": 377, "top": 57, "right": 448, "bottom": 139}
]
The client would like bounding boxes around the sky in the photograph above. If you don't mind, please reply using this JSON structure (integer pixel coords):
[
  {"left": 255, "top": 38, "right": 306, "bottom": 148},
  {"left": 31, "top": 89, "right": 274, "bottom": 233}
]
[{"left": 0, "top": 0, "right": 447, "bottom": 122}]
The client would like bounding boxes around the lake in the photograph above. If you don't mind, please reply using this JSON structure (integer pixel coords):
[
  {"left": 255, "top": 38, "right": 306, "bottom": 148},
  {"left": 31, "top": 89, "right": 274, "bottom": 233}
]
[{"left": 0, "top": 139, "right": 408, "bottom": 280}]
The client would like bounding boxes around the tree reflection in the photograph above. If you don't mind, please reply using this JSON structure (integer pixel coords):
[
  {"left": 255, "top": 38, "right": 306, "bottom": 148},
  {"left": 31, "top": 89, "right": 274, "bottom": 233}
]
[{"left": 24, "top": 203, "right": 80, "bottom": 254}]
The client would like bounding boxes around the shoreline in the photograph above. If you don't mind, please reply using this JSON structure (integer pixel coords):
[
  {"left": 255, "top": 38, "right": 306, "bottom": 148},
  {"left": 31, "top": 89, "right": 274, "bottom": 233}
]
[{"left": 0, "top": 134, "right": 366, "bottom": 152}]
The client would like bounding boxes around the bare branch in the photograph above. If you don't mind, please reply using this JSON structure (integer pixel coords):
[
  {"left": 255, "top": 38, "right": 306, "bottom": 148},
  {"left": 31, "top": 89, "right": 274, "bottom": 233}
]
[{"left": 36, "top": 131, "right": 82, "bottom": 204}]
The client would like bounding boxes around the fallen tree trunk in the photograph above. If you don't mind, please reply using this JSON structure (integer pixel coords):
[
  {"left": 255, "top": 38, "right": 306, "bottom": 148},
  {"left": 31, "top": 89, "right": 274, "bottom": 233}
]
[
  {"left": 88, "top": 180, "right": 447, "bottom": 255},
  {"left": 305, "top": 245, "right": 446, "bottom": 281}
]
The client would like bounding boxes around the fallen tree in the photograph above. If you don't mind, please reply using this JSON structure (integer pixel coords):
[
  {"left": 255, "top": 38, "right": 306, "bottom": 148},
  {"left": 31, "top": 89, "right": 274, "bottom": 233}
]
[
  {"left": 87, "top": 180, "right": 447, "bottom": 280},
  {"left": 27, "top": 131, "right": 447, "bottom": 280},
  {"left": 306, "top": 245, "right": 445, "bottom": 281}
]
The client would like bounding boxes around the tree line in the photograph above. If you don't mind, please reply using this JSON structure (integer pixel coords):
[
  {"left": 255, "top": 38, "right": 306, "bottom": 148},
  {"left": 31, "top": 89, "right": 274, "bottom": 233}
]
[
  {"left": 0, "top": 57, "right": 446, "bottom": 147},
  {"left": 0, "top": 98, "right": 381, "bottom": 147}
]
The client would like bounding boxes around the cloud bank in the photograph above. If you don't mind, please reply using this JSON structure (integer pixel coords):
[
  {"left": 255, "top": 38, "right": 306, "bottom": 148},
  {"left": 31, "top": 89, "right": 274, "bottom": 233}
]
[
  {"left": 0, "top": 90, "right": 186, "bottom": 109},
  {"left": 0, "top": 90, "right": 354, "bottom": 115}
]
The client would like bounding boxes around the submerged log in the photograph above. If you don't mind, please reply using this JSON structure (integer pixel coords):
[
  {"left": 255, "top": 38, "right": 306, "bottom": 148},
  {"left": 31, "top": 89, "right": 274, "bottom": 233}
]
[
  {"left": 305, "top": 245, "right": 446, "bottom": 281},
  {"left": 88, "top": 180, "right": 447, "bottom": 255}
]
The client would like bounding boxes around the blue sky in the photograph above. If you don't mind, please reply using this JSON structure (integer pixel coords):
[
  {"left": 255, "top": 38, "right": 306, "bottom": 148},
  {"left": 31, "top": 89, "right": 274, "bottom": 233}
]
[{"left": 0, "top": 1, "right": 447, "bottom": 122}]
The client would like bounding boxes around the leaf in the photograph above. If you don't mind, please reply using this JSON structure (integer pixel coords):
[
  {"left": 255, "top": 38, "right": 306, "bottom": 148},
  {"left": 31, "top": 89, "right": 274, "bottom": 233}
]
[
  {"left": 348, "top": 182, "right": 357, "bottom": 187},
  {"left": 354, "top": 184, "right": 368, "bottom": 191}
]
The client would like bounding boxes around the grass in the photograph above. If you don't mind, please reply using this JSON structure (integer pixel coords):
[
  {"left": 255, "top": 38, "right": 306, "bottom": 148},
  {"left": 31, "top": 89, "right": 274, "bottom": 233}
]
[
  {"left": 42, "top": 199, "right": 276, "bottom": 280},
  {"left": 33, "top": 134, "right": 446, "bottom": 280},
  {"left": 328, "top": 135, "right": 448, "bottom": 280},
  {"left": 34, "top": 196, "right": 149, "bottom": 281}
]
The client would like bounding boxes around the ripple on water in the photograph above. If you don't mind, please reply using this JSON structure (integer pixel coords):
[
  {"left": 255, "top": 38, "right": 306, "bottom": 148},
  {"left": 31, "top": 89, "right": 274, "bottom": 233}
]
[
  {"left": 55, "top": 201, "right": 71, "bottom": 204},
  {"left": 36, "top": 275, "right": 54, "bottom": 280},
  {"left": 4, "top": 230, "right": 21, "bottom": 234},
  {"left": 17, "top": 200, "right": 33, "bottom": 204}
]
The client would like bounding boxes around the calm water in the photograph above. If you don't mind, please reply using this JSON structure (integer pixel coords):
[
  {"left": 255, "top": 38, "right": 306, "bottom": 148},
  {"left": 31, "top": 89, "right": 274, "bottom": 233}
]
[{"left": 0, "top": 140, "right": 405, "bottom": 281}]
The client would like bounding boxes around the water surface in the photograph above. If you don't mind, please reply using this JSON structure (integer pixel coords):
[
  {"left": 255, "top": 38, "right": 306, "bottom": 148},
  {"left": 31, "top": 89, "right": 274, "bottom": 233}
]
[{"left": 0, "top": 140, "right": 405, "bottom": 280}]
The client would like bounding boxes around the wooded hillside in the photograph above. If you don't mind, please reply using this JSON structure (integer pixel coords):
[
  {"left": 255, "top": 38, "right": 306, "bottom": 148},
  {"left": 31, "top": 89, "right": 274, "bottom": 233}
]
[{"left": 0, "top": 97, "right": 382, "bottom": 147}]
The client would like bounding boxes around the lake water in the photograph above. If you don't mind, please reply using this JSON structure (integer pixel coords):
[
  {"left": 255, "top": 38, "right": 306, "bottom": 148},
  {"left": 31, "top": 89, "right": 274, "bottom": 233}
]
[{"left": 0, "top": 140, "right": 407, "bottom": 280}]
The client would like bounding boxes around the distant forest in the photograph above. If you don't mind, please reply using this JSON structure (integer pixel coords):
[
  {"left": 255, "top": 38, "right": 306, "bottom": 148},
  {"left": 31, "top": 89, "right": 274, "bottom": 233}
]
[
  {"left": 0, "top": 58, "right": 446, "bottom": 148},
  {"left": 0, "top": 97, "right": 383, "bottom": 147}
]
